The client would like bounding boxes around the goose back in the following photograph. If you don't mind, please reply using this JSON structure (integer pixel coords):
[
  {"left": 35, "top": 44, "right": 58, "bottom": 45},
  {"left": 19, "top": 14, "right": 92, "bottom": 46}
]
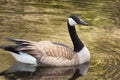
[{"left": 2, "top": 38, "right": 80, "bottom": 66}]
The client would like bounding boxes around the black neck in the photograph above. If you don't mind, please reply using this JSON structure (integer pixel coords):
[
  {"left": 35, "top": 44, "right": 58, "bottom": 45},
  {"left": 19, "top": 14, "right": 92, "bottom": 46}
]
[{"left": 67, "top": 22, "right": 84, "bottom": 52}]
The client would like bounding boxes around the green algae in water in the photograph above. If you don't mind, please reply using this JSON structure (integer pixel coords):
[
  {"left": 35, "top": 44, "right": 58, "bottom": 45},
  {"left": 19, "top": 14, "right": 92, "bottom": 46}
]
[{"left": 0, "top": 0, "right": 120, "bottom": 80}]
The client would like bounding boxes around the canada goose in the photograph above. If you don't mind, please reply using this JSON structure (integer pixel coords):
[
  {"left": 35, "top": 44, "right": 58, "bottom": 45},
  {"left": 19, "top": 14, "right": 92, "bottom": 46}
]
[{"left": 0, "top": 15, "right": 90, "bottom": 66}]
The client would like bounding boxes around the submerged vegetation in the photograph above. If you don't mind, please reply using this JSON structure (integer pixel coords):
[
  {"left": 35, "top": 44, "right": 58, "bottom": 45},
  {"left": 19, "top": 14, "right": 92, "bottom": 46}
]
[{"left": 0, "top": 0, "right": 120, "bottom": 80}]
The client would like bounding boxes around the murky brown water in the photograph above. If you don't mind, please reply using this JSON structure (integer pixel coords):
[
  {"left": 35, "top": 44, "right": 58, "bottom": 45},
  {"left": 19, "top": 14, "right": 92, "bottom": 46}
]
[
  {"left": 0, "top": 62, "right": 90, "bottom": 80},
  {"left": 0, "top": 0, "right": 120, "bottom": 80}
]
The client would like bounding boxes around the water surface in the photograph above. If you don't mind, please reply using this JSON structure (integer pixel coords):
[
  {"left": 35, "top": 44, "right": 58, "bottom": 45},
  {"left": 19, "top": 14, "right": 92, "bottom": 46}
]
[
  {"left": 0, "top": 0, "right": 120, "bottom": 80},
  {"left": 1, "top": 62, "right": 90, "bottom": 80}
]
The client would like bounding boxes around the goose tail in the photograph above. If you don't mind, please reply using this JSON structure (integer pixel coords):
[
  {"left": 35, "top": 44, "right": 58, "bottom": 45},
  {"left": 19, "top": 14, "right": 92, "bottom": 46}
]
[
  {"left": 6, "top": 38, "right": 31, "bottom": 43},
  {"left": 0, "top": 38, "right": 37, "bottom": 65}
]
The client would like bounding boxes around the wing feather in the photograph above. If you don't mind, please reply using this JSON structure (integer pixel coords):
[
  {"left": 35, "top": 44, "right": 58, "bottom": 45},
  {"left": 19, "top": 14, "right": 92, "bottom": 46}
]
[{"left": 4, "top": 38, "right": 75, "bottom": 60}]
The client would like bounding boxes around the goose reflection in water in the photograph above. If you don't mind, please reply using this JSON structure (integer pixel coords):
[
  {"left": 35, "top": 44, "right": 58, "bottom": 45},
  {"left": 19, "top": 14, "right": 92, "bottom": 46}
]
[{"left": 1, "top": 62, "right": 90, "bottom": 80}]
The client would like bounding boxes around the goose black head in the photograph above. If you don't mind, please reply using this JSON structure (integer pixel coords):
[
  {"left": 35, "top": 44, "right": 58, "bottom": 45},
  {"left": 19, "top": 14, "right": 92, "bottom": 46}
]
[{"left": 68, "top": 15, "right": 88, "bottom": 26}]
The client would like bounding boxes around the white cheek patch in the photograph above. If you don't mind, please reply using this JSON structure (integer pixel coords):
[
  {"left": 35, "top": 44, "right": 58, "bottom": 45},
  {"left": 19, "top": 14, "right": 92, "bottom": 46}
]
[{"left": 68, "top": 18, "right": 77, "bottom": 26}]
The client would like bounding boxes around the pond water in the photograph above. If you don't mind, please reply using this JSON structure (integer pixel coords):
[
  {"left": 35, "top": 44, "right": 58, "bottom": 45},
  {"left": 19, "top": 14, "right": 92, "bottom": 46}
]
[
  {"left": 0, "top": 62, "right": 90, "bottom": 80},
  {"left": 0, "top": 0, "right": 120, "bottom": 80}
]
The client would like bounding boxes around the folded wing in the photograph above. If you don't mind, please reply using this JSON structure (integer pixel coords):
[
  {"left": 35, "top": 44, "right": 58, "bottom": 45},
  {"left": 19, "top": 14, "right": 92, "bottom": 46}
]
[{"left": 2, "top": 38, "right": 75, "bottom": 60}]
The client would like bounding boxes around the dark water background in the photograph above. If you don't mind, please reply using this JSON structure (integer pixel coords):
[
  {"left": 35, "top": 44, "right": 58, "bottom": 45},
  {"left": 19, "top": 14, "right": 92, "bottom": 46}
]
[{"left": 0, "top": 0, "right": 120, "bottom": 80}]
